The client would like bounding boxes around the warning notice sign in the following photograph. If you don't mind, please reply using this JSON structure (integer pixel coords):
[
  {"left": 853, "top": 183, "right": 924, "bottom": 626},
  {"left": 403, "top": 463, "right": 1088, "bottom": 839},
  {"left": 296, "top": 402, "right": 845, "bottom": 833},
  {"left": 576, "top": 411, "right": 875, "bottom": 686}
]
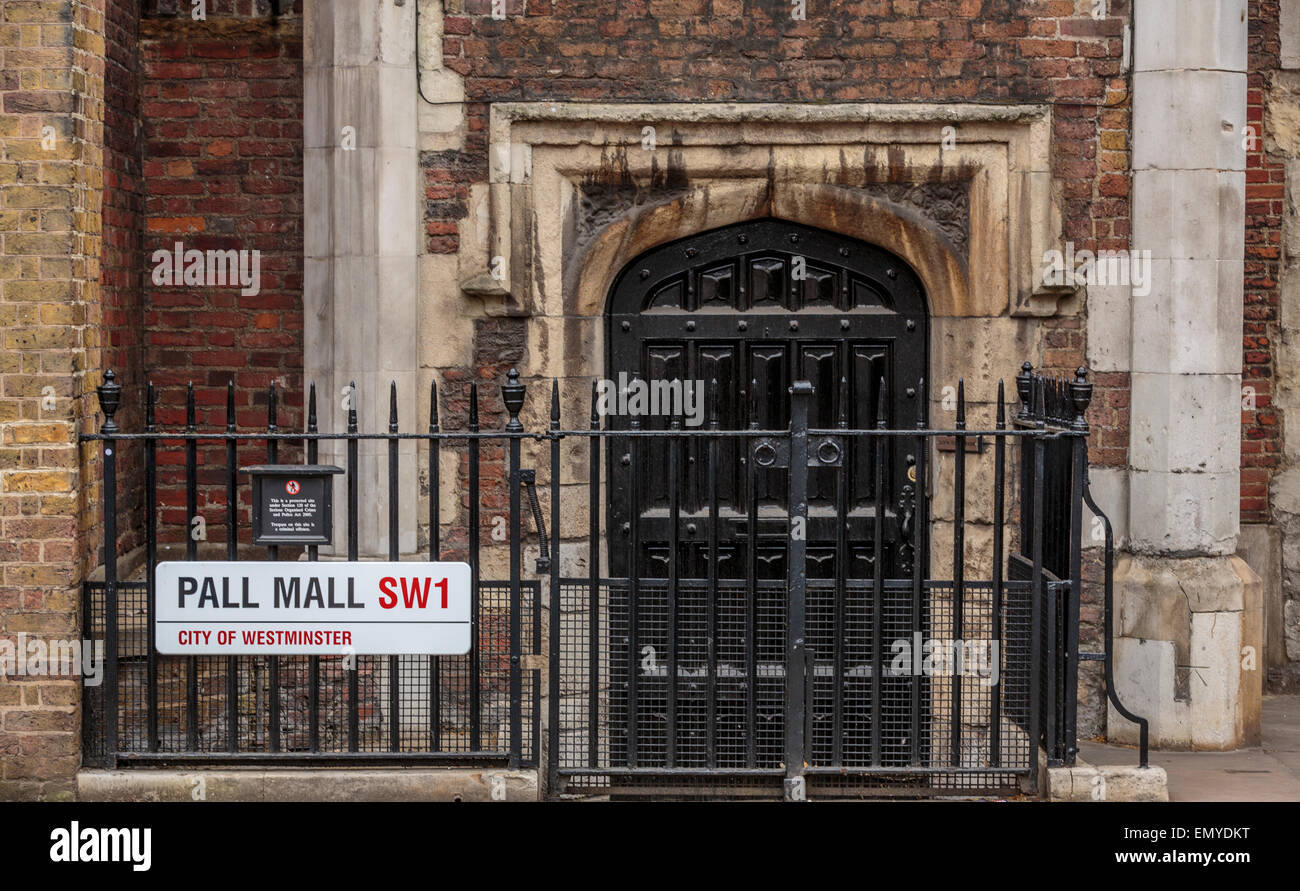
[{"left": 154, "top": 561, "right": 471, "bottom": 656}]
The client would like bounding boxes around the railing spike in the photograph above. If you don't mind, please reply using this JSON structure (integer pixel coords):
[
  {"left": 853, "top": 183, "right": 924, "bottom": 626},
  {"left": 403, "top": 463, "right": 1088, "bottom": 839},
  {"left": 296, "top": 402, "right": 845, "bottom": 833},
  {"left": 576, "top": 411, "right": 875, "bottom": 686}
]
[
  {"left": 308, "top": 382, "right": 318, "bottom": 433},
  {"left": 915, "top": 377, "right": 926, "bottom": 428},
  {"left": 389, "top": 380, "right": 398, "bottom": 433},
  {"left": 590, "top": 379, "right": 600, "bottom": 428},
  {"left": 875, "top": 376, "right": 888, "bottom": 428},
  {"left": 186, "top": 381, "right": 195, "bottom": 431},
  {"left": 996, "top": 379, "right": 1006, "bottom": 428},
  {"left": 955, "top": 378, "right": 965, "bottom": 429},
  {"left": 347, "top": 379, "right": 358, "bottom": 433},
  {"left": 551, "top": 378, "right": 561, "bottom": 430},
  {"left": 145, "top": 380, "right": 156, "bottom": 431},
  {"left": 226, "top": 379, "right": 236, "bottom": 432},
  {"left": 267, "top": 380, "right": 277, "bottom": 431},
  {"left": 429, "top": 378, "right": 439, "bottom": 433},
  {"left": 838, "top": 375, "right": 849, "bottom": 429},
  {"left": 708, "top": 377, "right": 720, "bottom": 430},
  {"left": 469, "top": 380, "right": 479, "bottom": 429}
]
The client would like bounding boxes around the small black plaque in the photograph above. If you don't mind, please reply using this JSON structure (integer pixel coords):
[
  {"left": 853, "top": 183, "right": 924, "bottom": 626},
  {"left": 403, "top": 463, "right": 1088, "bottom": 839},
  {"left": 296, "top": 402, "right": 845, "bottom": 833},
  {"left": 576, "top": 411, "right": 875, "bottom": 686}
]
[{"left": 244, "top": 464, "right": 344, "bottom": 546}]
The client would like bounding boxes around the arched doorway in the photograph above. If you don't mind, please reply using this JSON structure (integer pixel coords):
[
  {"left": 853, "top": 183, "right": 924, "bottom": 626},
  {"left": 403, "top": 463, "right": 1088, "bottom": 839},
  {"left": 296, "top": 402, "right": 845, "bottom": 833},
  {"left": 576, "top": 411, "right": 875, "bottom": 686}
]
[{"left": 603, "top": 218, "right": 930, "bottom": 774}]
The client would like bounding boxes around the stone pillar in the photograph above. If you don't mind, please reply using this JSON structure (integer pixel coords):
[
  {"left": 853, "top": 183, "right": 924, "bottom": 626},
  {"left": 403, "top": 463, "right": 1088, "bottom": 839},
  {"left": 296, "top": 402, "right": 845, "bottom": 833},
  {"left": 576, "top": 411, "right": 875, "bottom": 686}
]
[
  {"left": 1113, "top": 0, "right": 1262, "bottom": 748},
  {"left": 304, "top": 0, "right": 419, "bottom": 555}
]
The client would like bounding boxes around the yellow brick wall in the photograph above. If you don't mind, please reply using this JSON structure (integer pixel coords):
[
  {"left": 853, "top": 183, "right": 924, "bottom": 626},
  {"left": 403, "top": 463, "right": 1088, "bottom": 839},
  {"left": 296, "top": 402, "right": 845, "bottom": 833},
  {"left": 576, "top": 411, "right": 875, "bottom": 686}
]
[{"left": 0, "top": 0, "right": 106, "bottom": 800}]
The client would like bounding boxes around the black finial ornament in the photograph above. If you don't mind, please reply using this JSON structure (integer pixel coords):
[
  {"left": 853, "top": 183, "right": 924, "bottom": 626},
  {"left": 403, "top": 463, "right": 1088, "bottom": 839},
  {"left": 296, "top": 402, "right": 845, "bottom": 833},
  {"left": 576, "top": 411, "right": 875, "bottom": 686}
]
[
  {"left": 502, "top": 368, "right": 525, "bottom": 432},
  {"left": 347, "top": 380, "right": 358, "bottom": 433},
  {"left": 1070, "top": 366, "right": 1093, "bottom": 433},
  {"left": 1016, "top": 361, "right": 1033, "bottom": 421},
  {"left": 97, "top": 369, "right": 121, "bottom": 434}
]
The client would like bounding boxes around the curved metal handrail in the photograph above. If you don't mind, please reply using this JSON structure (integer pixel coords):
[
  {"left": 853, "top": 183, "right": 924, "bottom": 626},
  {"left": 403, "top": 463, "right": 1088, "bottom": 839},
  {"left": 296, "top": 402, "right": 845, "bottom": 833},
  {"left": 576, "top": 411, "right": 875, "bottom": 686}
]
[{"left": 1082, "top": 473, "right": 1150, "bottom": 768}]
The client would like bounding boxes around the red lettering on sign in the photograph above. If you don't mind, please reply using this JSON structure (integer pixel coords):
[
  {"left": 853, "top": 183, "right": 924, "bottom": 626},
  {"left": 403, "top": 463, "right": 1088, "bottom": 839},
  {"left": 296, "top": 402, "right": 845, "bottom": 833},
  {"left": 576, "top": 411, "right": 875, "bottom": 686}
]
[
  {"left": 399, "top": 577, "right": 431, "bottom": 609},
  {"left": 378, "top": 576, "right": 397, "bottom": 609}
]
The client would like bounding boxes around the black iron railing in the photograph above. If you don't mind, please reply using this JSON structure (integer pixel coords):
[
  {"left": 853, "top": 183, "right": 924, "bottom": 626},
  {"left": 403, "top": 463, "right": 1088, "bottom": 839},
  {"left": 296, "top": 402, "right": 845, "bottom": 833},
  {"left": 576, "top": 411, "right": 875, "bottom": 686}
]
[
  {"left": 81, "top": 361, "right": 1146, "bottom": 794},
  {"left": 82, "top": 371, "right": 540, "bottom": 767}
]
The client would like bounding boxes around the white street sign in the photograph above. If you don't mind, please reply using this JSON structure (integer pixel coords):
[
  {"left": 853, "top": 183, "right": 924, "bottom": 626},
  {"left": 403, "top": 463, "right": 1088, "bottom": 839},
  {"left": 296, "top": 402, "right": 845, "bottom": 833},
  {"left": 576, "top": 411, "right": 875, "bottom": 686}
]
[{"left": 154, "top": 561, "right": 471, "bottom": 656}]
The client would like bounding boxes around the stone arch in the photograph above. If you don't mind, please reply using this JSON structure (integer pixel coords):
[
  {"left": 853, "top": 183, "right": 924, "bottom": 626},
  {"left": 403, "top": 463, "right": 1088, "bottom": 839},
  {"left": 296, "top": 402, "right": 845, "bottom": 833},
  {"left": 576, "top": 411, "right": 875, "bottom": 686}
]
[{"left": 571, "top": 180, "right": 972, "bottom": 322}]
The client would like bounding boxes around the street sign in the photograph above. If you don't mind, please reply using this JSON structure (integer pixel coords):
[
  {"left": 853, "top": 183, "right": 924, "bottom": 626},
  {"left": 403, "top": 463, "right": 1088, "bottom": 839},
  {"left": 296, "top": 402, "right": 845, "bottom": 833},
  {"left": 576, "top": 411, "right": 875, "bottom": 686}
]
[
  {"left": 154, "top": 561, "right": 471, "bottom": 655},
  {"left": 243, "top": 464, "right": 343, "bottom": 546}
]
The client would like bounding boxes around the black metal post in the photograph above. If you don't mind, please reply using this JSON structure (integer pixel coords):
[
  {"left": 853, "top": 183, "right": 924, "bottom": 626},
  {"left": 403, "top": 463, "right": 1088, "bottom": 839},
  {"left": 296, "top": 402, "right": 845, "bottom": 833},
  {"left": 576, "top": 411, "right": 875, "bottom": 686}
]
[
  {"left": 185, "top": 382, "right": 198, "bottom": 751},
  {"left": 785, "top": 380, "right": 812, "bottom": 797},
  {"left": 871, "top": 378, "right": 887, "bottom": 767},
  {"left": 666, "top": 416, "right": 681, "bottom": 768},
  {"left": 705, "top": 380, "right": 720, "bottom": 770},
  {"left": 991, "top": 380, "right": 1006, "bottom": 767},
  {"left": 468, "top": 382, "right": 482, "bottom": 750},
  {"left": 225, "top": 381, "right": 239, "bottom": 753},
  {"left": 625, "top": 382, "right": 641, "bottom": 768},
  {"left": 388, "top": 382, "right": 400, "bottom": 754},
  {"left": 266, "top": 382, "right": 280, "bottom": 753},
  {"left": 1065, "top": 367, "right": 1092, "bottom": 765},
  {"left": 307, "top": 383, "right": 320, "bottom": 753},
  {"left": 503, "top": 370, "right": 526, "bottom": 770},
  {"left": 144, "top": 381, "right": 158, "bottom": 753},
  {"left": 346, "top": 381, "right": 359, "bottom": 752},
  {"left": 910, "top": 377, "right": 926, "bottom": 767},
  {"left": 97, "top": 371, "right": 122, "bottom": 766},
  {"left": 832, "top": 376, "right": 848, "bottom": 767},
  {"left": 951, "top": 379, "right": 966, "bottom": 768},
  {"left": 428, "top": 380, "right": 441, "bottom": 752},
  {"left": 587, "top": 381, "right": 601, "bottom": 770}
]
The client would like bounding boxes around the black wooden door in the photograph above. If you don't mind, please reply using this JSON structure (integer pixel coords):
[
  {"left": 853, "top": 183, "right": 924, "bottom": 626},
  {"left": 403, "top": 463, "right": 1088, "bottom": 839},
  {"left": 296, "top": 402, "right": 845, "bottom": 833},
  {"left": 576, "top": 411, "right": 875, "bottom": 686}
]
[
  {"left": 604, "top": 219, "right": 930, "bottom": 774},
  {"left": 607, "top": 218, "right": 928, "bottom": 582}
]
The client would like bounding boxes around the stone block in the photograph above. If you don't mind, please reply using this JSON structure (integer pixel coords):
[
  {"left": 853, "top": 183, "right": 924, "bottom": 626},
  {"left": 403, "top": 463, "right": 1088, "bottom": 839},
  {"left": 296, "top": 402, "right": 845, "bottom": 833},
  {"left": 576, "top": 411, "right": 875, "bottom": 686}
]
[
  {"left": 1111, "top": 555, "right": 1262, "bottom": 750},
  {"left": 1130, "top": 259, "right": 1243, "bottom": 376},
  {"left": 1128, "top": 467, "right": 1239, "bottom": 555},
  {"left": 1047, "top": 762, "right": 1169, "bottom": 802},
  {"left": 1135, "top": 0, "right": 1248, "bottom": 74},
  {"left": 1132, "top": 70, "right": 1247, "bottom": 172}
]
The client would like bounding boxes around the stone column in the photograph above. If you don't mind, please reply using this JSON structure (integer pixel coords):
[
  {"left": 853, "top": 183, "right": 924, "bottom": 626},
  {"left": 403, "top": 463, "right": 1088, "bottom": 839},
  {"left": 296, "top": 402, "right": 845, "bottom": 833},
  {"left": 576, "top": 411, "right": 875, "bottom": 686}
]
[
  {"left": 1113, "top": 0, "right": 1262, "bottom": 748},
  {"left": 304, "top": 0, "right": 419, "bottom": 556}
]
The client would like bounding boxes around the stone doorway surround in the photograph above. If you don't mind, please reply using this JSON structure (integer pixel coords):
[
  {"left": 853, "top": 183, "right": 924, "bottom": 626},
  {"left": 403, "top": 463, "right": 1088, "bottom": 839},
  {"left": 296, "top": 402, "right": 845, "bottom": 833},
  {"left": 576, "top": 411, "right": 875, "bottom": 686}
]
[
  {"left": 470, "top": 101, "right": 1071, "bottom": 420},
  {"left": 440, "top": 101, "right": 1078, "bottom": 580}
]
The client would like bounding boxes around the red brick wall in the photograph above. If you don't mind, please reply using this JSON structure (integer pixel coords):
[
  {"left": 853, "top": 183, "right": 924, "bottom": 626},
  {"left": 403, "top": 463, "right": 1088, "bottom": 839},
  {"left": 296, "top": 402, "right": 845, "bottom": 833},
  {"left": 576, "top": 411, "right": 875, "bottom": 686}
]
[
  {"left": 429, "top": 0, "right": 1132, "bottom": 464},
  {"left": 1244, "top": 0, "right": 1284, "bottom": 523},
  {"left": 100, "top": 0, "right": 146, "bottom": 557},
  {"left": 137, "top": 9, "right": 303, "bottom": 543}
]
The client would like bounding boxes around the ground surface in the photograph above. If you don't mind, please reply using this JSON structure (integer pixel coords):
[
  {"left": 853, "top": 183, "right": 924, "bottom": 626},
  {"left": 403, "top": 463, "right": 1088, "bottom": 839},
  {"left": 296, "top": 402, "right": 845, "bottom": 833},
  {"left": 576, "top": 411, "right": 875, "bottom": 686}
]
[{"left": 1078, "top": 695, "right": 1300, "bottom": 802}]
